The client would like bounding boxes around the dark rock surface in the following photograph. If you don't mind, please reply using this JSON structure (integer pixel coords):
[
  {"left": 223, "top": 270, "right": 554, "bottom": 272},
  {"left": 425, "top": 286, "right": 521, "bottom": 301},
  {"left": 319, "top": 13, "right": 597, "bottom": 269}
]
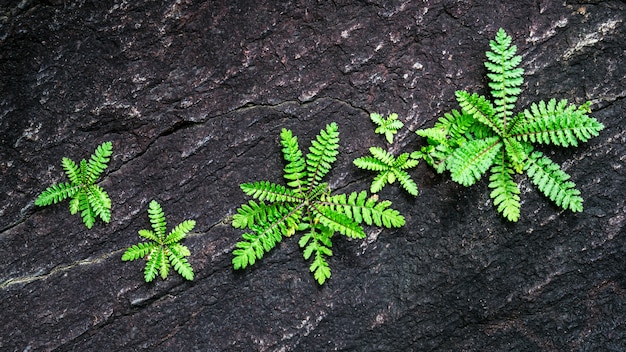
[{"left": 1, "top": 0, "right": 625, "bottom": 351}]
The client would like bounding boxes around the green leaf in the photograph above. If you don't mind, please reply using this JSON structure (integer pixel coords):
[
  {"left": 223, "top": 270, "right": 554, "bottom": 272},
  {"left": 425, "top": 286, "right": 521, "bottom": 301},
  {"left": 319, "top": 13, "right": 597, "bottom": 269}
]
[
  {"left": 447, "top": 136, "right": 502, "bottom": 186},
  {"left": 85, "top": 141, "right": 113, "bottom": 185},
  {"left": 305, "top": 123, "right": 340, "bottom": 188},
  {"left": 168, "top": 250, "right": 194, "bottom": 281},
  {"left": 280, "top": 128, "right": 306, "bottom": 190},
  {"left": 144, "top": 249, "right": 160, "bottom": 282},
  {"left": 62, "top": 157, "right": 81, "bottom": 185},
  {"left": 240, "top": 181, "right": 302, "bottom": 203},
  {"left": 165, "top": 220, "right": 195, "bottom": 244},
  {"left": 147, "top": 200, "right": 167, "bottom": 239},
  {"left": 525, "top": 151, "right": 583, "bottom": 212},
  {"left": 489, "top": 153, "right": 521, "bottom": 222},
  {"left": 122, "top": 242, "right": 157, "bottom": 261},
  {"left": 512, "top": 99, "right": 604, "bottom": 147},
  {"left": 35, "top": 182, "right": 80, "bottom": 206},
  {"left": 87, "top": 184, "right": 111, "bottom": 223},
  {"left": 315, "top": 206, "right": 365, "bottom": 239},
  {"left": 456, "top": 91, "right": 502, "bottom": 136}
]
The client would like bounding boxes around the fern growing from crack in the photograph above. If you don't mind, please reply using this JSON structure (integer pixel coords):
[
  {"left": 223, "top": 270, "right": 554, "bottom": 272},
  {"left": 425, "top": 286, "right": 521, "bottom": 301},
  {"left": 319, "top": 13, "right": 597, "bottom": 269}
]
[
  {"left": 122, "top": 200, "right": 195, "bottom": 282},
  {"left": 370, "top": 112, "right": 404, "bottom": 144},
  {"left": 416, "top": 28, "right": 604, "bottom": 221},
  {"left": 35, "top": 141, "right": 113, "bottom": 229},
  {"left": 353, "top": 147, "right": 420, "bottom": 196},
  {"left": 232, "top": 123, "right": 405, "bottom": 285}
]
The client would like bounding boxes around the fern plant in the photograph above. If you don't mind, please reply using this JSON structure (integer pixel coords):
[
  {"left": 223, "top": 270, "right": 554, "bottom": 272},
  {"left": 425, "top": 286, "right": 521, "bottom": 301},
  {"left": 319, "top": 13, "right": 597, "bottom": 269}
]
[
  {"left": 122, "top": 200, "right": 195, "bottom": 282},
  {"left": 232, "top": 123, "right": 405, "bottom": 285},
  {"left": 371, "top": 112, "right": 404, "bottom": 144},
  {"left": 416, "top": 28, "right": 604, "bottom": 221},
  {"left": 353, "top": 147, "right": 420, "bottom": 196},
  {"left": 35, "top": 141, "right": 113, "bottom": 229}
]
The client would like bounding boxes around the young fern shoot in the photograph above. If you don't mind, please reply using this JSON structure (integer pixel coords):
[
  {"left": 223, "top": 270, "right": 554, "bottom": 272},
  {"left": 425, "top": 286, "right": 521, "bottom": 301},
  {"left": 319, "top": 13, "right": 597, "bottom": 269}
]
[
  {"left": 416, "top": 28, "right": 604, "bottom": 221},
  {"left": 35, "top": 141, "right": 113, "bottom": 229},
  {"left": 371, "top": 112, "right": 404, "bottom": 144},
  {"left": 232, "top": 123, "right": 405, "bottom": 285},
  {"left": 354, "top": 147, "right": 420, "bottom": 196},
  {"left": 122, "top": 200, "right": 195, "bottom": 282}
]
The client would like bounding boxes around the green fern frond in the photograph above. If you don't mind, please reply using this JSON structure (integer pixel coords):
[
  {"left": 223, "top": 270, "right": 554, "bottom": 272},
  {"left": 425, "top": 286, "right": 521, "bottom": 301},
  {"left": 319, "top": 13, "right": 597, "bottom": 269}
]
[
  {"left": 314, "top": 206, "right": 365, "bottom": 239},
  {"left": 168, "top": 244, "right": 194, "bottom": 281},
  {"left": 485, "top": 28, "right": 524, "bottom": 121},
  {"left": 232, "top": 124, "right": 405, "bottom": 284},
  {"left": 61, "top": 158, "right": 81, "bottom": 185},
  {"left": 35, "top": 141, "right": 113, "bottom": 228},
  {"left": 456, "top": 91, "right": 502, "bottom": 135},
  {"left": 122, "top": 200, "right": 195, "bottom": 282},
  {"left": 138, "top": 229, "right": 159, "bottom": 242},
  {"left": 447, "top": 136, "right": 502, "bottom": 186},
  {"left": 512, "top": 99, "right": 604, "bottom": 147},
  {"left": 280, "top": 128, "right": 307, "bottom": 190},
  {"left": 300, "top": 225, "right": 333, "bottom": 285},
  {"left": 35, "top": 182, "right": 80, "bottom": 206},
  {"left": 87, "top": 184, "right": 111, "bottom": 223},
  {"left": 326, "top": 191, "right": 406, "bottom": 228},
  {"left": 393, "top": 169, "right": 419, "bottom": 196},
  {"left": 370, "top": 112, "right": 404, "bottom": 144},
  {"left": 488, "top": 153, "right": 521, "bottom": 221},
  {"left": 240, "top": 181, "right": 302, "bottom": 203},
  {"left": 144, "top": 248, "right": 161, "bottom": 282},
  {"left": 525, "top": 151, "right": 583, "bottom": 212},
  {"left": 232, "top": 200, "right": 284, "bottom": 229},
  {"left": 415, "top": 109, "right": 476, "bottom": 173},
  {"left": 165, "top": 220, "right": 195, "bottom": 244},
  {"left": 305, "top": 122, "right": 340, "bottom": 188},
  {"left": 147, "top": 200, "right": 167, "bottom": 238},
  {"left": 78, "top": 192, "right": 96, "bottom": 229},
  {"left": 122, "top": 242, "right": 158, "bottom": 261},
  {"left": 85, "top": 141, "right": 113, "bottom": 185},
  {"left": 353, "top": 155, "right": 390, "bottom": 172},
  {"left": 232, "top": 204, "right": 303, "bottom": 269}
]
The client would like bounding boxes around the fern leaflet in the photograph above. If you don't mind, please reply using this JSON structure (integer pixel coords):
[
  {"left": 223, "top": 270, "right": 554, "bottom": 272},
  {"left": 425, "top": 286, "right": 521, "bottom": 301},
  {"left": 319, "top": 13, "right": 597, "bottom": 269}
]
[{"left": 524, "top": 151, "right": 583, "bottom": 212}]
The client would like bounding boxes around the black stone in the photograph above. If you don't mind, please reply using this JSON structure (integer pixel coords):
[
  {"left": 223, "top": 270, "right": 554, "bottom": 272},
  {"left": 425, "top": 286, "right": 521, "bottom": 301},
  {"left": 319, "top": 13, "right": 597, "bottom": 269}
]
[{"left": 1, "top": 1, "right": 625, "bottom": 351}]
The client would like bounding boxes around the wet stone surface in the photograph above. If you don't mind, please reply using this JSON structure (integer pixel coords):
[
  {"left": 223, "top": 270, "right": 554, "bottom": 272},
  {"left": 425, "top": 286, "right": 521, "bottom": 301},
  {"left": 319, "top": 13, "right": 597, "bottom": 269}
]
[{"left": 1, "top": 0, "right": 625, "bottom": 351}]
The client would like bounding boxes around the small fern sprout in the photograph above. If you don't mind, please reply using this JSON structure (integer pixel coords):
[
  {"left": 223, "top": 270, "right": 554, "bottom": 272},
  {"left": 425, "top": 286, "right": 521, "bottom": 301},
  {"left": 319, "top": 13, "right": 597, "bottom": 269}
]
[
  {"left": 415, "top": 28, "right": 604, "bottom": 221},
  {"left": 35, "top": 141, "right": 113, "bottom": 229},
  {"left": 232, "top": 123, "right": 405, "bottom": 285},
  {"left": 122, "top": 200, "right": 195, "bottom": 282},
  {"left": 371, "top": 112, "right": 404, "bottom": 144},
  {"left": 353, "top": 147, "right": 420, "bottom": 196}
]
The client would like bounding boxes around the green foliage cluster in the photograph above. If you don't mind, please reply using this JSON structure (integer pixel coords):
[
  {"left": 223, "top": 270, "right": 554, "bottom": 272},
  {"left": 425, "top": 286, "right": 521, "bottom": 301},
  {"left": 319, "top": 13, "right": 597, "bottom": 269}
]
[
  {"left": 34, "top": 28, "right": 605, "bottom": 286},
  {"left": 35, "top": 141, "right": 113, "bottom": 229},
  {"left": 122, "top": 200, "right": 195, "bottom": 282},
  {"left": 232, "top": 123, "right": 405, "bottom": 284},
  {"left": 353, "top": 147, "right": 421, "bottom": 196},
  {"left": 354, "top": 112, "right": 420, "bottom": 196},
  {"left": 416, "top": 28, "right": 604, "bottom": 221}
]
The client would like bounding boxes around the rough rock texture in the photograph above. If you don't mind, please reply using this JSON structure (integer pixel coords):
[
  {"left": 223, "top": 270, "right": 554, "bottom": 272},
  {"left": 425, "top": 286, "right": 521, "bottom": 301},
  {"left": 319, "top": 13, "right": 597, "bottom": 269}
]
[{"left": 1, "top": 0, "right": 625, "bottom": 351}]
